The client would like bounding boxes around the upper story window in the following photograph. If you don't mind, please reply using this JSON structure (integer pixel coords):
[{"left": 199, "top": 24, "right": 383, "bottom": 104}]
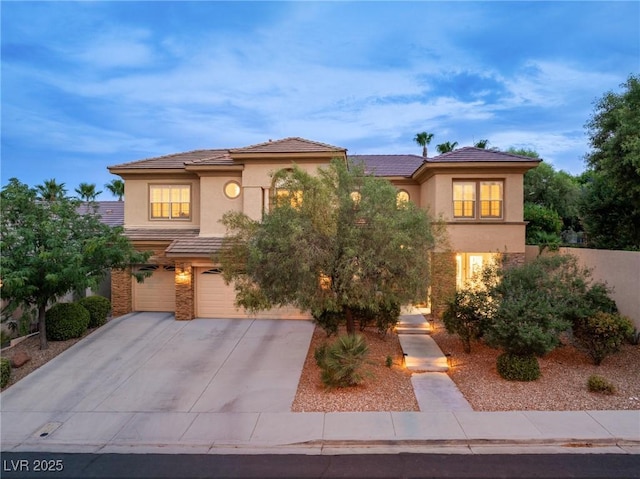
[
  {"left": 224, "top": 181, "right": 241, "bottom": 199},
  {"left": 453, "top": 180, "right": 503, "bottom": 220},
  {"left": 273, "top": 173, "right": 303, "bottom": 209},
  {"left": 150, "top": 185, "right": 191, "bottom": 220}
]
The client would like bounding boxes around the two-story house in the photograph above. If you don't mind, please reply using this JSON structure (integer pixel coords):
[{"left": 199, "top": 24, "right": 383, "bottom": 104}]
[{"left": 107, "top": 137, "right": 539, "bottom": 320}]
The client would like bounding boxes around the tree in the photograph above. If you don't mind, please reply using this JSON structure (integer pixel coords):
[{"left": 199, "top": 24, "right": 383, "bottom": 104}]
[
  {"left": 523, "top": 203, "right": 563, "bottom": 250},
  {"left": 581, "top": 75, "right": 640, "bottom": 250},
  {"left": 105, "top": 179, "right": 125, "bottom": 201},
  {"left": 506, "top": 147, "right": 540, "bottom": 159},
  {"left": 0, "top": 178, "right": 151, "bottom": 349},
  {"left": 474, "top": 139, "right": 490, "bottom": 149},
  {"left": 75, "top": 182, "right": 102, "bottom": 202},
  {"left": 36, "top": 178, "right": 66, "bottom": 201},
  {"left": 414, "top": 132, "right": 434, "bottom": 158},
  {"left": 219, "top": 159, "right": 441, "bottom": 335},
  {"left": 436, "top": 141, "right": 458, "bottom": 154},
  {"left": 524, "top": 162, "right": 581, "bottom": 228}
]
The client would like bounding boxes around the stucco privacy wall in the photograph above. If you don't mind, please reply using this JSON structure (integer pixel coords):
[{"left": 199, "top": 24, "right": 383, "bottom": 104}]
[{"left": 525, "top": 245, "right": 640, "bottom": 329}]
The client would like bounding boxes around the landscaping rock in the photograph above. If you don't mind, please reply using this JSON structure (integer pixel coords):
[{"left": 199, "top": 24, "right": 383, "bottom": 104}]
[{"left": 10, "top": 351, "right": 31, "bottom": 368}]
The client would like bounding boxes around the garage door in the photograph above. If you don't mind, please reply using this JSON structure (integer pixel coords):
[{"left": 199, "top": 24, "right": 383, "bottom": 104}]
[
  {"left": 133, "top": 265, "right": 176, "bottom": 312},
  {"left": 195, "top": 268, "right": 310, "bottom": 319}
]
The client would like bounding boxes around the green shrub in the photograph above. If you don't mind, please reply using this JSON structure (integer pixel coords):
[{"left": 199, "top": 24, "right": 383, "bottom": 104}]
[
  {"left": 443, "top": 288, "right": 492, "bottom": 353},
  {"left": 46, "top": 302, "right": 90, "bottom": 341},
  {"left": 385, "top": 355, "right": 393, "bottom": 368},
  {"left": 78, "top": 296, "right": 111, "bottom": 328},
  {"left": 354, "top": 302, "right": 401, "bottom": 335},
  {"left": 1, "top": 357, "right": 11, "bottom": 388},
  {"left": 314, "top": 334, "right": 369, "bottom": 388},
  {"left": 587, "top": 375, "right": 616, "bottom": 394},
  {"left": 312, "top": 309, "right": 342, "bottom": 337},
  {"left": 573, "top": 312, "right": 634, "bottom": 365},
  {"left": 496, "top": 353, "right": 541, "bottom": 381}
]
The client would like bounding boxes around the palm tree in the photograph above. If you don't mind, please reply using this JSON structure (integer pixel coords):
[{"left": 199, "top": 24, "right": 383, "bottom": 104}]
[
  {"left": 36, "top": 179, "right": 67, "bottom": 201},
  {"left": 414, "top": 132, "right": 435, "bottom": 158},
  {"left": 105, "top": 179, "right": 125, "bottom": 201},
  {"left": 474, "top": 139, "right": 490, "bottom": 149},
  {"left": 436, "top": 141, "right": 459, "bottom": 154},
  {"left": 75, "top": 182, "right": 102, "bottom": 202}
]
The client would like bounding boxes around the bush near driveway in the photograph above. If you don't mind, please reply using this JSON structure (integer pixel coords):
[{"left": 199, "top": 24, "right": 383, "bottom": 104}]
[
  {"left": 45, "top": 302, "right": 90, "bottom": 341},
  {"left": 78, "top": 295, "right": 111, "bottom": 328},
  {"left": 1, "top": 357, "right": 11, "bottom": 388}
]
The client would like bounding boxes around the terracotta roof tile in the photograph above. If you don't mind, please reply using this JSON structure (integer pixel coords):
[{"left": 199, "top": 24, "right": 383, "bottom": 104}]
[
  {"left": 77, "top": 201, "right": 124, "bottom": 227},
  {"left": 350, "top": 155, "right": 425, "bottom": 177},
  {"left": 428, "top": 147, "right": 541, "bottom": 163},
  {"left": 109, "top": 149, "right": 229, "bottom": 170},
  {"left": 124, "top": 228, "right": 200, "bottom": 241},
  {"left": 230, "top": 137, "right": 346, "bottom": 154},
  {"left": 165, "top": 237, "right": 224, "bottom": 256}
]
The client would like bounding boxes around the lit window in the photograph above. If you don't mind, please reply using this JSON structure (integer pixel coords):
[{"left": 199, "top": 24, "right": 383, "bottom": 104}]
[
  {"left": 453, "top": 182, "right": 476, "bottom": 218},
  {"left": 453, "top": 181, "right": 503, "bottom": 219},
  {"left": 150, "top": 185, "right": 191, "bottom": 219},
  {"left": 224, "top": 181, "right": 241, "bottom": 199},
  {"left": 480, "top": 181, "right": 503, "bottom": 218},
  {"left": 396, "top": 190, "right": 410, "bottom": 208}
]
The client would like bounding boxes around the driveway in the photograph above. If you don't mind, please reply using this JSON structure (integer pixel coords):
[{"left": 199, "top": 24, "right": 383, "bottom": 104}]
[{"left": 1, "top": 312, "right": 314, "bottom": 448}]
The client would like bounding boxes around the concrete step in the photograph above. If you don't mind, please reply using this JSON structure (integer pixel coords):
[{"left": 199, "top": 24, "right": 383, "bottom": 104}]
[
  {"left": 398, "top": 334, "right": 449, "bottom": 372},
  {"left": 395, "top": 322, "right": 432, "bottom": 335}
]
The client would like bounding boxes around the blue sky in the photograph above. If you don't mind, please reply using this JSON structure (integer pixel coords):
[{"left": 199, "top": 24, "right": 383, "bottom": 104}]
[{"left": 2, "top": 1, "right": 638, "bottom": 199}]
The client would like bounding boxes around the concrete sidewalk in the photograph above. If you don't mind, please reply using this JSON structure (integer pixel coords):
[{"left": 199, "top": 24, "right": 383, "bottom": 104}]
[{"left": 2, "top": 409, "right": 638, "bottom": 455}]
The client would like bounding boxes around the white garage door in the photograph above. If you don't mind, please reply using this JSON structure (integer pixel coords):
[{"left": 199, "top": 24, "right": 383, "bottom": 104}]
[
  {"left": 133, "top": 265, "right": 176, "bottom": 312},
  {"left": 195, "top": 268, "right": 310, "bottom": 319}
]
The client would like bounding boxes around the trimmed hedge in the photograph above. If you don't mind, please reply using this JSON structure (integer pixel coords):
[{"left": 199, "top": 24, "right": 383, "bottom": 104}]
[
  {"left": 46, "top": 302, "right": 90, "bottom": 341},
  {"left": 496, "top": 353, "right": 541, "bottom": 381},
  {"left": 1, "top": 357, "right": 11, "bottom": 388},
  {"left": 78, "top": 296, "right": 111, "bottom": 328}
]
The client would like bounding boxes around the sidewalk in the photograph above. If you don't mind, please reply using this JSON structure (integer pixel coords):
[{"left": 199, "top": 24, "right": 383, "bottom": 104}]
[{"left": 2, "top": 409, "right": 639, "bottom": 455}]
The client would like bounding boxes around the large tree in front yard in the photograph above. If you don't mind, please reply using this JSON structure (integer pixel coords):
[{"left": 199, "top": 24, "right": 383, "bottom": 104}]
[
  {"left": 0, "top": 178, "right": 150, "bottom": 349},
  {"left": 219, "top": 159, "right": 443, "bottom": 334}
]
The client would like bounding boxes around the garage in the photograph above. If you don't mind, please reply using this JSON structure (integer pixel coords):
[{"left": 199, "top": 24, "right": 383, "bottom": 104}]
[
  {"left": 133, "top": 265, "right": 176, "bottom": 312},
  {"left": 195, "top": 267, "right": 310, "bottom": 319}
]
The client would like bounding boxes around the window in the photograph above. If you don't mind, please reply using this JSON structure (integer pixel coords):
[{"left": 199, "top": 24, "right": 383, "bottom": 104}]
[
  {"left": 224, "top": 181, "right": 241, "bottom": 199},
  {"left": 150, "top": 185, "right": 191, "bottom": 219},
  {"left": 273, "top": 173, "right": 303, "bottom": 209},
  {"left": 396, "top": 190, "right": 410, "bottom": 208},
  {"left": 453, "top": 180, "right": 503, "bottom": 219}
]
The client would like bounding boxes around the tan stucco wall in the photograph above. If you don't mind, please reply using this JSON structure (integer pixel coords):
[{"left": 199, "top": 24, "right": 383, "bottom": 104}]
[
  {"left": 445, "top": 223, "right": 525, "bottom": 253},
  {"left": 526, "top": 246, "right": 640, "bottom": 329},
  {"left": 199, "top": 174, "right": 243, "bottom": 236},
  {"left": 123, "top": 175, "right": 201, "bottom": 229}
]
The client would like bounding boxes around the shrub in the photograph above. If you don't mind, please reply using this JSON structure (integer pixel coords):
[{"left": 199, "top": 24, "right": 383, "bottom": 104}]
[
  {"left": 385, "top": 355, "right": 393, "bottom": 368},
  {"left": 443, "top": 289, "right": 492, "bottom": 353},
  {"left": 496, "top": 353, "right": 540, "bottom": 381},
  {"left": 573, "top": 312, "right": 634, "bottom": 365},
  {"left": 78, "top": 296, "right": 111, "bottom": 328},
  {"left": 46, "top": 302, "right": 90, "bottom": 341},
  {"left": 355, "top": 302, "right": 401, "bottom": 335},
  {"left": 312, "top": 309, "right": 342, "bottom": 337},
  {"left": 314, "top": 334, "right": 369, "bottom": 388},
  {"left": 587, "top": 375, "right": 616, "bottom": 394},
  {"left": 1, "top": 357, "right": 11, "bottom": 388}
]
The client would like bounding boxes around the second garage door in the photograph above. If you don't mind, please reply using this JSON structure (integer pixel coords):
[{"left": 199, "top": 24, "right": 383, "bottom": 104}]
[
  {"left": 133, "top": 265, "right": 176, "bottom": 312},
  {"left": 195, "top": 267, "right": 309, "bottom": 319}
]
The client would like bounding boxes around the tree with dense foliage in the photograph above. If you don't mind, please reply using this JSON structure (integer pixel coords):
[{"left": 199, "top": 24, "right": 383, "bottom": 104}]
[
  {"left": 75, "top": 182, "right": 102, "bottom": 202},
  {"left": 0, "top": 178, "right": 151, "bottom": 349},
  {"left": 36, "top": 178, "right": 67, "bottom": 201},
  {"left": 506, "top": 147, "right": 540, "bottom": 159},
  {"left": 105, "top": 179, "right": 125, "bottom": 201},
  {"left": 436, "top": 141, "right": 458, "bottom": 154},
  {"left": 523, "top": 203, "right": 563, "bottom": 249},
  {"left": 474, "top": 139, "right": 490, "bottom": 149},
  {"left": 219, "top": 159, "right": 442, "bottom": 335},
  {"left": 414, "top": 132, "right": 435, "bottom": 158},
  {"left": 581, "top": 75, "right": 640, "bottom": 250}
]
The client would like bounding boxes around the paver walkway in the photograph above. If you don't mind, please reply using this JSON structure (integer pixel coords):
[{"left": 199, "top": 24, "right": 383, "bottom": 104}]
[{"left": 396, "top": 311, "right": 473, "bottom": 412}]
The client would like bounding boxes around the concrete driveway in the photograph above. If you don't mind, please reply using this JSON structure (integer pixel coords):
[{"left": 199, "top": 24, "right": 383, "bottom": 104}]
[{"left": 1, "top": 312, "right": 315, "bottom": 449}]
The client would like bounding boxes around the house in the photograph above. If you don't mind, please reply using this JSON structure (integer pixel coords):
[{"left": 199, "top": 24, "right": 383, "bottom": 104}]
[{"left": 107, "top": 137, "right": 539, "bottom": 320}]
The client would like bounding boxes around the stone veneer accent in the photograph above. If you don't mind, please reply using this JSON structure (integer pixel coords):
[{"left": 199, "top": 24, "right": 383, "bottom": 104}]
[
  {"left": 430, "top": 251, "right": 457, "bottom": 318},
  {"left": 111, "top": 268, "right": 133, "bottom": 318},
  {"left": 175, "top": 264, "right": 194, "bottom": 321}
]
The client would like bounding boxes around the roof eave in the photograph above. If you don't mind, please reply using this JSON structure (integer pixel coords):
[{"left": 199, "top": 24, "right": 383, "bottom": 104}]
[{"left": 412, "top": 160, "right": 541, "bottom": 182}]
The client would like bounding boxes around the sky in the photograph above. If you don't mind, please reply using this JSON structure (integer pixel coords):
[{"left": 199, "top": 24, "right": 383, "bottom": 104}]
[{"left": 2, "top": 1, "right": 639, "bottom": 199}]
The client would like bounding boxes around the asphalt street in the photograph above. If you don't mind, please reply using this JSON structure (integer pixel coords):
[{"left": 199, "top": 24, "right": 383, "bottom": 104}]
[{"left": 1, "top": 452, "right": 639, "bottom": 479}]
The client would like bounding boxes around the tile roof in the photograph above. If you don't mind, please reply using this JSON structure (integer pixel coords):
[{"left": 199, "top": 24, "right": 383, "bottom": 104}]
[
  {"left": 350, "top": 155, "right": 425, "bottom": 177},
  {"left": 229, "top": 137, "right": 346, "bottom": 154},
  {"left": 77, "top": 201, "right": 124, "bottom": 227},
  {"left": 428, "top": 147, "right": 540, "bottom": 163},
  {"left": 123, "top": 228, "right": 200, "bottom": 241},
  {"left": 108, "top": 149, "right": 229, "bottom": 170},
  {"left": 165, "top": 237, "right": 224, "bottom": 256}
]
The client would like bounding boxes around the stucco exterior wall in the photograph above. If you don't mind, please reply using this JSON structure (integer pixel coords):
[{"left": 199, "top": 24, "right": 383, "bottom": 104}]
[
  {"left": 122, "top": 175, "right": 201, "bottom": 229},
  {"left": 446, "top": 223, "right": 526, "bottom": 254},
  {"left": 199, "top": 174, "right": 243, "bottom": 236}
]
